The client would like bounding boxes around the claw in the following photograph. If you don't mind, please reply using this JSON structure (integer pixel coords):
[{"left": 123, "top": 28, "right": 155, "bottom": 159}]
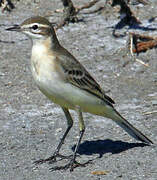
[
  {"left": 34, "top": 154, "right": 73, "bottom": 165},
  {"left": 50, "top": 159, "right": 92, "bottom": 171}
]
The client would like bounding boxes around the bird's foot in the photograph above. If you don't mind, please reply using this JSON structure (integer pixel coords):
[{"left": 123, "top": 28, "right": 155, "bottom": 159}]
[
  {"left": 50, "top": 159, "right": 92, "bottom": 171},
  {"left": 34, "top": 153, "right": 73, "bottom": 165}
]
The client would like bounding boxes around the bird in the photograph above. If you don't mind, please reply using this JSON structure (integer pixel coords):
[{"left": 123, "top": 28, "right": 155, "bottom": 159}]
[{"left": 6, "top": 16, "right": 153, "bottom": 171}]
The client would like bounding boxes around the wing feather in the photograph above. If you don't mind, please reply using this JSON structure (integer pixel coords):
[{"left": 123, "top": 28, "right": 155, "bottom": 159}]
[
  {"left": 65, "top": 68, "right": 115, "bottom": 106},
  {"left": 55, "top": 47, "right": 115, "bottom": 106}
]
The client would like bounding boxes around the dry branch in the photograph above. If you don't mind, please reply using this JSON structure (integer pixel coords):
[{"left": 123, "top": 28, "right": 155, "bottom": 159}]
[
  {"left": 111, "top": 0, "right": 141, "bottom": 25},
  {"left": 143, "top": 111, "right": 157, "bottom": 115},
  {"left": 0, "top": 0, "right": 14, "bottom": 12},
  {"left": 76, "top": 0, "right": 99, "bottom": 12},
  {"left": 132, "top": 40, "right": 157, "bottom": 53},
  {"left": 129, "top": 33, "right": 157, "bottom": 54},
  {"left": 127, "top": 32, "right": 150, "bottom": 67},
  {"left": 136, "top": 0, "right": 150, "bottom": 5},
  {"left": 61, "top": 0, "right": 77, "bottom": 22},
  {"left": 55, "top": 0, "right": 100, "bottom": 29}
]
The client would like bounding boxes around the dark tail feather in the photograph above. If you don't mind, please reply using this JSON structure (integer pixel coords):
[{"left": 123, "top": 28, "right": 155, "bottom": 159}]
[
  {"left": 108, "top": 109, "right": 153, "bottom": 145},
  {"left": 115, "top": 119, "right": 153, "bottom": 145}
]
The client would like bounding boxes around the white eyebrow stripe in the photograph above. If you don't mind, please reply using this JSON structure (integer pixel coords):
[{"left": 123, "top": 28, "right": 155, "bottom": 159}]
[{"left": 22, "top": 23, "right": 50, "bottom": 29}]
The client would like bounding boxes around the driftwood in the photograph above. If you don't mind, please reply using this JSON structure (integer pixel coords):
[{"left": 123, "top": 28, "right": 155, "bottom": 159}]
[
  {"left": 0, "top": 0, "right": 14, "bottom": 12},
  {"left": 56, "top": 0, "right": 99, "bottom": 29},
  {"left": 129, "top": 32, "right": 157, "bottom": 54},
  {"left": 111, "top": 0, "right": 141, "bottom": 25},
  {"left": 131, "top": 0, "right": 150, "bottom": 5},
  {"left": 125, "top": 32, "right": 150, "bottom": 67}
]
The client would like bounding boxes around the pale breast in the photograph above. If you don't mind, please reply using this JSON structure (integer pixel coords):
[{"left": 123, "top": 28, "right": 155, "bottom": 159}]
[
  {"left": 31, "top": 42, "right": 58, "bottom": 80},
  {"left": 31, "top": 42, "right": 70, "bottom": 105}
]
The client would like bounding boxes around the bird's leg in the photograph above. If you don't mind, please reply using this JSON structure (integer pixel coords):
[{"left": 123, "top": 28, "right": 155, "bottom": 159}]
[
  {"left": 69, "top": 106, "right": 85, "bottom": 169},
  {"left": 34, "top": 107, "right": 73, "bottom": 164},
  {"left": 50, "top": 106, "right": 92, "bottom": 171}
]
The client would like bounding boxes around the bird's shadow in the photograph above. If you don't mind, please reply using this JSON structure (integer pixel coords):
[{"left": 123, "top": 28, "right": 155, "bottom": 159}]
[{"left": 72, "top": 139, "right": 148, "bottom": 158}]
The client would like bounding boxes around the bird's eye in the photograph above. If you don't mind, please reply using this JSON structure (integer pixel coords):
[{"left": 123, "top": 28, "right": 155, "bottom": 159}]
[{"left": 32, "top": 24, "right": 38, "bottom": 30}]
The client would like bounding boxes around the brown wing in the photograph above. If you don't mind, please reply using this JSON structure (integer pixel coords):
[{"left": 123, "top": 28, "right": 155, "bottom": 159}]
[
  {"left": 64, "top": 67, "right": 115, "bottom": 106},
  {"left": 56, "top": 46, "right": 115, "bottom": 106}
]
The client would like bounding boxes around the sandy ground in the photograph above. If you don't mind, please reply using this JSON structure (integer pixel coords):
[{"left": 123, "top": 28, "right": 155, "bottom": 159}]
[{"left": 0, "top": 0, "right": 157, "bottom": 179}]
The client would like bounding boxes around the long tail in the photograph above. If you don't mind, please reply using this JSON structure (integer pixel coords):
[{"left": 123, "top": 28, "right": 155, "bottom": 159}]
[{"left": 106, "top": 108, "right": 153, "bottom": 145}]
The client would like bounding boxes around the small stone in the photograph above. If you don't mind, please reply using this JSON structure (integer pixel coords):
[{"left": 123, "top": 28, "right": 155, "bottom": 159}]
[
  {"left": 152, "top": 100, "right": 157, "bottom": 106},
  {"left": 56, "top": 128, "right": 62, "bottom": 133}
]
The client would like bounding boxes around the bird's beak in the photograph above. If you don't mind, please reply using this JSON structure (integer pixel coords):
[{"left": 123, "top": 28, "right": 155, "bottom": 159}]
[{"left": 6, "top": 25, "right": 21, "bottom": 32}]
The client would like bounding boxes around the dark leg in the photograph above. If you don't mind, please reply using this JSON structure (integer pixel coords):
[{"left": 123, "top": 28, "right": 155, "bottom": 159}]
[
  {"left": 52, "top": 107, "right": 73, "bottom": 158},
  {"left": 34, "top": 107, "right": 73, "bottom": 164},
  {"left": 50, "top": 106, "right": 92, "bottom": 171},
  {"left": 69, "top": 107, "right": 85, "bottom": 171}
]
